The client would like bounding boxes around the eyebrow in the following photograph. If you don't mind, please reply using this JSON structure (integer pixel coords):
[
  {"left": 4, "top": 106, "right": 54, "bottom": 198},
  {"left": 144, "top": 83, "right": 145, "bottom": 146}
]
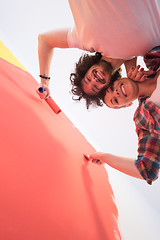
[
  {"left": 91, "top": 85, "right": 98, "bottom": 93},
  {"left": 83, "top": 78, "right": 88, "bottom": 84},
  {"left": 91, "top": 88, "right": 96, "bottom": 93}
]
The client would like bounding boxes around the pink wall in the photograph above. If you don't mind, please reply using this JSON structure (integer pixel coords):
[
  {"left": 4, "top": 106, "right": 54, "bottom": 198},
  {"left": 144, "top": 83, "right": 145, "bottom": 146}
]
[{"left": 0, "top": 57, "right": 121, "bottom": 240}]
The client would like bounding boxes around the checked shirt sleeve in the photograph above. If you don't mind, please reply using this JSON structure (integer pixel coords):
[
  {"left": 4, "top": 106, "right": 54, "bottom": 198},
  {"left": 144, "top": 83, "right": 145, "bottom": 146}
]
[
  {"left": 134, "top": 99, "right": 160, "bottom": 184},
  {"left": 135, "top": 128, "right": 160, "bottom": 185}
]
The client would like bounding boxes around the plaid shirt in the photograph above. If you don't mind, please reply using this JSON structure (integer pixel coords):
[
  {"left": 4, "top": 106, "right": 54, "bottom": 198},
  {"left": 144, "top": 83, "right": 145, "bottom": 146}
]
[{"left": 134, "top": 98, "right": 160, "bottom": 184}]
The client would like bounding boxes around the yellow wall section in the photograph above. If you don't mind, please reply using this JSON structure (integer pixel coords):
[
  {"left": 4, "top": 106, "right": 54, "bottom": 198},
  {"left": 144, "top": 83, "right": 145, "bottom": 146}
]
[{"left": 0, "top": 41, "right": 27, "bottom": 71}]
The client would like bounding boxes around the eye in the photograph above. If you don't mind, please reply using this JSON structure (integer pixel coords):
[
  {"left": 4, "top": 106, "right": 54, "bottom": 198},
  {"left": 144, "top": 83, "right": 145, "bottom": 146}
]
[
  {"left": 83, "top": 79, "right": 88, "bottom": 84},
  {"left": 110, "top": 84, "right": 114, "bottom": 91},
  {"left": 114, "top": 97, "right": 118, "bottom": 104},
  {"left": 87, "top": 77, "right": 91, "bottom": 82},
  {"left": 94, "top": 85, "right": 100, "bottom": 90}
]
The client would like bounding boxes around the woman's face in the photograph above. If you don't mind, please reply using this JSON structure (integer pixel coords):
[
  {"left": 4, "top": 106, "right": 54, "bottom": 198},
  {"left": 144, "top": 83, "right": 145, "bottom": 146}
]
[
  {"left": 104, "top": 78, "right": 139, "bottom": 108},
  {"left": 81, "top": 60, "right": 111, "bottom": 95}
]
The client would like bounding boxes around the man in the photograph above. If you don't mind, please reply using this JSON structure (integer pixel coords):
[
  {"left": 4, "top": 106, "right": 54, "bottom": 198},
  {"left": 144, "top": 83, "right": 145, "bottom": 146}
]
[
  {"left": 86, "top": 69, "right": 160, "bottom": 184},
  {"left": 37, "top": 0, "right": 160, "bottom": 108}
]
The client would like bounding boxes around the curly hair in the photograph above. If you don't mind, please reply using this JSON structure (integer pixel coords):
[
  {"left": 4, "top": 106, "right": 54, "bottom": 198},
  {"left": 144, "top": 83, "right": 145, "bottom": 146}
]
[{"left": 70, "top": 52, "right": 122, "bottom": 109}]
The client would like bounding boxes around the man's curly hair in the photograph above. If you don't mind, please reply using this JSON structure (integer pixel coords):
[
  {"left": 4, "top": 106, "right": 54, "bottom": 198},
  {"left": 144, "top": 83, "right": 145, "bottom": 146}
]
[{"left": 70, "top": 52, "right": 122, "bottom": 109}]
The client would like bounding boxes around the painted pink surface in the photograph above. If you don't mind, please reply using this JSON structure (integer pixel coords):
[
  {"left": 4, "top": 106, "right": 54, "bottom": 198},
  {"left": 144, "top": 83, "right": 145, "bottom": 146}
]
[{"left": 0, "top": 57, "right": 121, "bottom": 240}]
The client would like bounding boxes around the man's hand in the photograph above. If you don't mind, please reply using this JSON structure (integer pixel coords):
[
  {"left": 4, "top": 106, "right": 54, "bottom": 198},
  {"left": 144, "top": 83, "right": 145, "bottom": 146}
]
[{"left": 36, "top": 84, "right": 50, "bottom": 99}]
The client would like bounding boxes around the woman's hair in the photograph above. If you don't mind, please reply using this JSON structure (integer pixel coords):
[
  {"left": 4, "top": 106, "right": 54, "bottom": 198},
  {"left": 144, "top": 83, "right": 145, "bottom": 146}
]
[{"left": 70, "top": 52, "right": 122, "bottom": 109}]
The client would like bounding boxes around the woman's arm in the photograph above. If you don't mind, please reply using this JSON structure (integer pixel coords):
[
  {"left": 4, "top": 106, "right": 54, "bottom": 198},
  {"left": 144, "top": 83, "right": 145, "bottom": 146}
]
[
  {"left": 38, "top": 29, "right": 70, "bottom": 98},
  {"left": 124, "top": 57, "right": 147, "bottom": 81},
  {"left": 124, "top": 57, "right": 137, "bottom": 74},
  {"left": 85, "top": 152, "right": 143, "bottom": 180},
  {"left": 125, "top": 58, "right": 155, "bottom": 82}
]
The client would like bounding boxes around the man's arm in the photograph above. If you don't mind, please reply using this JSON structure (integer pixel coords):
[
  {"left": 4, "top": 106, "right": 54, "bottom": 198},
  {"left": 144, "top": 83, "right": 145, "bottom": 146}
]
[{"left": 38, "top": 29, "right": 70, "bottom": 98}]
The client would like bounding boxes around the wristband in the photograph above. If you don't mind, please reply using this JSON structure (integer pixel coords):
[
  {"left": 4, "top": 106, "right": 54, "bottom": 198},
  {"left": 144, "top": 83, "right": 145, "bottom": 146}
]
[{"left": 39, "top": 74, "right": 50, "bottom": 80}]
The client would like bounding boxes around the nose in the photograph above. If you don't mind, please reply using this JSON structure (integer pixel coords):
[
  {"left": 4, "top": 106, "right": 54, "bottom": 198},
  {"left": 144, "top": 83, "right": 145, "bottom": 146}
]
[
  {"left": 92, "top": 77, "right": 99, "bottom": 84},
  {"left": 92, "top": 83, "right": 99, "bottom": 91},
  {"left": 92, "top": 80, "right": 103, "bottom": 89},
  {"left": 115, "top": 89, "right": 119, "bottom": 96}
]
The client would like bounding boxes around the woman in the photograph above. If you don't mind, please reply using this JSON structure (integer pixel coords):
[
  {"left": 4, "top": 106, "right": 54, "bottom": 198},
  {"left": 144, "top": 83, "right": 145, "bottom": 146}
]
[{"left": 86, "top": 68, "right": 160, "bottom": 185}]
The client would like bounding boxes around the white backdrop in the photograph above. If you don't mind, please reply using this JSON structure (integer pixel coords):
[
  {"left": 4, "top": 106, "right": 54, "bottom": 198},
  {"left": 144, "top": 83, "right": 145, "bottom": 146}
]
[{"left": 1, "top": 1, "right": 160, "bottom": 239}]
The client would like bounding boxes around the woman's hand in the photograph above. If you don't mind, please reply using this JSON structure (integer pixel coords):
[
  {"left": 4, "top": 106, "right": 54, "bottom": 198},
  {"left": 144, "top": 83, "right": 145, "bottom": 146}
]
[
  {"left": 84, "top": 152, "right": 107, "bottom": 165},
  {"left": 84, "top": 152, "right": 143, "bottom": 180},
  {"left": 127, "top": 65, "right": 155, "bottom": 82},
  {"left": 127, "top": 65, "right": 147, "bottom": 82}
]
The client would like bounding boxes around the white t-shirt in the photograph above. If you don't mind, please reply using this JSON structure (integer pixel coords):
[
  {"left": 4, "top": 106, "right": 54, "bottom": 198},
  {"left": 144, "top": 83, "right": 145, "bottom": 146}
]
[{"left": 68, "top": 0, "right": 160, "bottom": 60}]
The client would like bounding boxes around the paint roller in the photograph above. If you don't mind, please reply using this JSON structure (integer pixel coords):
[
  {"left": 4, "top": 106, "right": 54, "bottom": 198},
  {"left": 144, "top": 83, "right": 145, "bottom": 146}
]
[{"left": 37, "top": 87, "right": 61, "bottom": 114}]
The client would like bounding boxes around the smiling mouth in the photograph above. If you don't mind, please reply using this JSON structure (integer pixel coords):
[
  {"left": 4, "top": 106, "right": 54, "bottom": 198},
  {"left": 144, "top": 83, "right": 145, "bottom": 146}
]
[
  {"left": 93, "top": 70, "right": 106, "bottom": 84},
  {"left": 120, "top": 84, "right": 127, "bottom": 97}
]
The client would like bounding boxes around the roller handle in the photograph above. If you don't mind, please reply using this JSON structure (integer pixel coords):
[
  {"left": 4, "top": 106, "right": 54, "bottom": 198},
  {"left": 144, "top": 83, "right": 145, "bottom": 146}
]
[{"left": 38, "top": 87, "right": 61, "bottom": 114}]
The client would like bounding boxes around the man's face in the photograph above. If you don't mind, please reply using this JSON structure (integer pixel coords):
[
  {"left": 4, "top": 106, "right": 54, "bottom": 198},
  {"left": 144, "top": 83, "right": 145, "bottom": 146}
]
[
  {"left": 81, "top": 60, "right": 111, "bottom": 95},
  {"left": 104, "top": 78, "right": 139, "bottom": 108}
]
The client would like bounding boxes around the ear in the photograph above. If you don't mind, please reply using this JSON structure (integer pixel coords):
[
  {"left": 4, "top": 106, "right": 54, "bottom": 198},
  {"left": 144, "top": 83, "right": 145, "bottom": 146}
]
[{"left": 126, "top": 102, "right": 133, "bottom": 107}]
